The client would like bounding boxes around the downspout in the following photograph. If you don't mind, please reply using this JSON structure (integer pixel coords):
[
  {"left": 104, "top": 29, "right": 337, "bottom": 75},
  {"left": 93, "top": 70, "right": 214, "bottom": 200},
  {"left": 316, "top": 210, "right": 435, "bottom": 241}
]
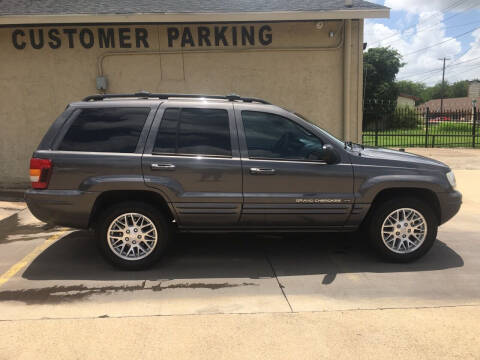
[
  {"left": 343, "top": 19, "right": 352, "bottom": 141},
  {"left": 357, "top": 20, "right": 364, "bottom": 143}
]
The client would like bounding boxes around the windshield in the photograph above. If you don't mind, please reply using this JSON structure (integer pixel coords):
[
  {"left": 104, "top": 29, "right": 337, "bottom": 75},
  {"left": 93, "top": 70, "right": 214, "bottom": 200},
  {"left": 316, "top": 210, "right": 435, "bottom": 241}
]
[{"left": 294, "top": 113, "right": 345, "bottom": 148}]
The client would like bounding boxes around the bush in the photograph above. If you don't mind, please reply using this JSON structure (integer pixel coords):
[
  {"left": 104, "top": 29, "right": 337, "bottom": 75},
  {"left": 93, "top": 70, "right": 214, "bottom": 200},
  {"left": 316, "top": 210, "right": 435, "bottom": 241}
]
[{"left": 388, "top": 106, "right": 421, "bottom": 129}]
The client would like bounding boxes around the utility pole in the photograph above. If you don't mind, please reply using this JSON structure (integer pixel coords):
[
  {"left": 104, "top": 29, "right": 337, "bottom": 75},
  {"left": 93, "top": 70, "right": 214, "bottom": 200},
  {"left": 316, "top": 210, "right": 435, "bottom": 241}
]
[{"left": 439, "top": 57, "right": 450, "bottom": 114}]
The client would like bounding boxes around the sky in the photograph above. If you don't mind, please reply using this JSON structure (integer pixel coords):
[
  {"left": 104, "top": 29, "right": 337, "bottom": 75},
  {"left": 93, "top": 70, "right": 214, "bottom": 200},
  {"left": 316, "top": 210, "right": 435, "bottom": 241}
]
[{"left": 365, "top": 0, "right": 480, "bottom": 85}]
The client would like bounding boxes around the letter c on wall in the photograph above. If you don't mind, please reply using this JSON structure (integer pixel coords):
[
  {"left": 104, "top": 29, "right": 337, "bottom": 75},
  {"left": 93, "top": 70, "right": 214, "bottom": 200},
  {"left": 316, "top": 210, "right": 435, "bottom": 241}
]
[{"left": 12, "top": 29, "right": 26, "bottom": 50}]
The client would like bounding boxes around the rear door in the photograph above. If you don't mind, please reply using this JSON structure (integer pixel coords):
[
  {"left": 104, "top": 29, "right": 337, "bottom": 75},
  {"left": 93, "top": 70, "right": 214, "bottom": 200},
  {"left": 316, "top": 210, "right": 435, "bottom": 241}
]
[
  {"left": 234, "top": 104, "right": 354, "bottom": 228},
  {"left": 142, "top": 101, "right": 242, "bottom": 228}
]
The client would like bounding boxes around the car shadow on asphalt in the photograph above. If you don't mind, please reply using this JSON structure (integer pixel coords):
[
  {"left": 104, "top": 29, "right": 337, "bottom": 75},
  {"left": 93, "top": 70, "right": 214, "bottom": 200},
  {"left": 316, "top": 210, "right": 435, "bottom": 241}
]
[{"left": 22, "top": 230, "right": 464, "bottom": 282}]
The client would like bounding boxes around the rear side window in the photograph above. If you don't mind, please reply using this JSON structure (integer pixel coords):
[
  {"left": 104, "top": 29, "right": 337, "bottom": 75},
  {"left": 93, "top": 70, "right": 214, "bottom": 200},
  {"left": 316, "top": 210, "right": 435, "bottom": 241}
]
[
  {"left": 154, "top": 108, "right": 231, "bottom": 157},
  {"left": 58, "top": 107, "right": 150, "bottom": 153}
]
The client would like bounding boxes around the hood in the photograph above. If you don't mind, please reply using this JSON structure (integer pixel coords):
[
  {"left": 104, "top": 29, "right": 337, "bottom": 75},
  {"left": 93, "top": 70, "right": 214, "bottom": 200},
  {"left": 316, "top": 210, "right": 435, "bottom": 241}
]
[{"left": 355, "top": 146, "right": 449, "bottom": 169}]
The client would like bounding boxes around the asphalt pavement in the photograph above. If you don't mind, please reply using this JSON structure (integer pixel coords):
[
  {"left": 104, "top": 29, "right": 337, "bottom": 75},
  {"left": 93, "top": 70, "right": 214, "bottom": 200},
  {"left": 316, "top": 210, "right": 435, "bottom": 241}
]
[{"left": 0, "top": 149, "right": 479, "bottom": 359}]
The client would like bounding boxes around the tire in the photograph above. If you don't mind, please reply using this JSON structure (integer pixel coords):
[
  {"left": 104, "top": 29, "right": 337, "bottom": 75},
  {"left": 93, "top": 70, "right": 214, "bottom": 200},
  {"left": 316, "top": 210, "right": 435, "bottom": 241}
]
[
  {"left": 367, "top": 197, "right": 438, "bottom": 262},
  {"left": 96, "top": 201, "right": 171, "bottom": 270}
]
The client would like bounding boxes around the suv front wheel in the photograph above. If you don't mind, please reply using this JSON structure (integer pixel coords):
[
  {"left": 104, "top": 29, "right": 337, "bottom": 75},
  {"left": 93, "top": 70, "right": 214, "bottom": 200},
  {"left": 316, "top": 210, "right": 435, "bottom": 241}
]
[
  {"left": 96, "top": 202, "right": 171, "bottom": 269},
  {"left": 367, "top": 198, "right": 438, "bottom": 262}
]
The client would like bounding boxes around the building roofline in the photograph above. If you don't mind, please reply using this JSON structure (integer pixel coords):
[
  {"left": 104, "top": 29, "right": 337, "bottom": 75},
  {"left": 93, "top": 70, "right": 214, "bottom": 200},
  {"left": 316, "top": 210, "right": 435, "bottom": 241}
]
[
  {"left": 0, "top": 9, "right": 389, "bottom": 25},
  {"left": 398, "top": 93, "right": 420, "bottom": 101}
]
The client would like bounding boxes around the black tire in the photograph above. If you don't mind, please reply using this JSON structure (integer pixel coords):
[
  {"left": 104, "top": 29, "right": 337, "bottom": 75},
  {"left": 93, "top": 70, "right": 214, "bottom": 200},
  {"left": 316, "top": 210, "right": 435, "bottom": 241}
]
[
  {"left": 367, "top": 197, "right": 438, "bottom": 262},
  {"left": 95, "top": 201, "right": 171, "bottom": 270}
]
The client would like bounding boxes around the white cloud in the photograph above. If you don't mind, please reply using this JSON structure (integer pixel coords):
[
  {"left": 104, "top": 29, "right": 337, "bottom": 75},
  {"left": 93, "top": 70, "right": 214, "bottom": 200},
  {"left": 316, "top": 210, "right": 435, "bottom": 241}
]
[
  {"left": 384, "top": 0, "right": 478, "bottom": 14},
  {"left": 448, "top": 28, "right": 480, "bottom": 82},
  {"left": 365, "top": 11, "right": 465, "bottom": 85}
]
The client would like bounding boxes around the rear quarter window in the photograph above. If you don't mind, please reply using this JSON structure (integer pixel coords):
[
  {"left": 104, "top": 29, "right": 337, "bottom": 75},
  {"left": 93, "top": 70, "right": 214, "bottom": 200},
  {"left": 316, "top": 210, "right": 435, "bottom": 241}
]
[{"left": 58, "top": 107, "right": 150, "bottom": 153}]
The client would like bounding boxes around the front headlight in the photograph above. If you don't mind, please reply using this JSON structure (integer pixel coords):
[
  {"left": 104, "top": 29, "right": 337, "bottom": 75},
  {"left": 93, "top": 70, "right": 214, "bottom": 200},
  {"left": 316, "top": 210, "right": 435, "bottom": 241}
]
[{"left": 446, "top": 170, "right": 456, "bottom": 189}]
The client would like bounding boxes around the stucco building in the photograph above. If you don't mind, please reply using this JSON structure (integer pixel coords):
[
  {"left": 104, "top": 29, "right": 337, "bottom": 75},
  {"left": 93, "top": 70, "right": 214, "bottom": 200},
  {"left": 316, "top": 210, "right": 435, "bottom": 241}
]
[
  {"left": 397, "top": 93, "right": 418, "bottom": 108},
  {"left": 0, "top": 0, "right": 388, "bottom": 188}
]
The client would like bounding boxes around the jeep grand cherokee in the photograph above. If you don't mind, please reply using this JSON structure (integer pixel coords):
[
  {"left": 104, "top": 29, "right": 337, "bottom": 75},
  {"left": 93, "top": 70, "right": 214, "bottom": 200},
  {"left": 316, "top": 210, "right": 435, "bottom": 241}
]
[{"left": 25, "top": 92, "right": 462, "bottom": 269}]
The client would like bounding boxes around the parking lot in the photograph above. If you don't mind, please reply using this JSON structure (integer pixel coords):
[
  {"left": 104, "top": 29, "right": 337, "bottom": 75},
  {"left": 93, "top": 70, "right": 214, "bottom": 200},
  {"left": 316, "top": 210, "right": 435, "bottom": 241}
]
[{"left": 1, "top": 148, "right": 479, "bottom": 359}]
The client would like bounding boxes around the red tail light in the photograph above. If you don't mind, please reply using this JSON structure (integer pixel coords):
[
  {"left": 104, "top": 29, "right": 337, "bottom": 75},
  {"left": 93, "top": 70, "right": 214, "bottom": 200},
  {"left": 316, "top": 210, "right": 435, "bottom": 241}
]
[{"left": 30, "top": 158, "right": 52, "bottom": 189}]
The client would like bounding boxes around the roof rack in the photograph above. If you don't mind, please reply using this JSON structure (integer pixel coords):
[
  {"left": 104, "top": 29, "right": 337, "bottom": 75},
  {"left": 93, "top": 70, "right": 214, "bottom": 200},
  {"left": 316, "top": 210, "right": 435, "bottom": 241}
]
[{"left": 82, "top": 91, "right": 270, "bottom": 104}]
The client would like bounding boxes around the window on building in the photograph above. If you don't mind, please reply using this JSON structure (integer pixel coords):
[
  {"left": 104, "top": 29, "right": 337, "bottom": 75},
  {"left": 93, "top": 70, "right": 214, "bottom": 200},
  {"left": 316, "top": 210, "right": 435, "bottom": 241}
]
[
  {"left": 58, "top": 107, "right": 150, "bottom": 153},
  {"left": 242, "top": 111, "right": 324, "bottom": 160},
  {"left": 154, "top": 108, "right": 231, "bottom": 157}
]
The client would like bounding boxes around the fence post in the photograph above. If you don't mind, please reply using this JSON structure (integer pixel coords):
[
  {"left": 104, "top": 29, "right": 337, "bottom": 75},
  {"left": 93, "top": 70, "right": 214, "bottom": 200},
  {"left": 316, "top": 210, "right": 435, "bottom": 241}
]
[
  {"left": 425, "top": 107, "right": 430, "bottom": 148},
  {"left": 375, "top": 111, "right": 379, "bottom": 147},
  {"left": 473, "top": 106, "right": 477, "bottom": 148}
]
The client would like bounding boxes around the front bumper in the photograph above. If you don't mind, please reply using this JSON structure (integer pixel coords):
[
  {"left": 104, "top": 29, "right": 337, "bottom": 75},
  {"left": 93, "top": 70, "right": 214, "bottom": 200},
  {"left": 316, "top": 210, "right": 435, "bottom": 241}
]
[
  {"left": 25, "top": 189, "right": 97, "bottom": 229},
  {"left": 437, "top": 190, "right": 462, "bottom": 225}
]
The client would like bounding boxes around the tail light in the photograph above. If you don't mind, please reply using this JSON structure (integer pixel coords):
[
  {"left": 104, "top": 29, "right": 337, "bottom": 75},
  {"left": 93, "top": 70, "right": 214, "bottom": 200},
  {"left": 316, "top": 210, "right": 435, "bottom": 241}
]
[{"left": 30, "top": 158, "right": 52, "bottom": 189}]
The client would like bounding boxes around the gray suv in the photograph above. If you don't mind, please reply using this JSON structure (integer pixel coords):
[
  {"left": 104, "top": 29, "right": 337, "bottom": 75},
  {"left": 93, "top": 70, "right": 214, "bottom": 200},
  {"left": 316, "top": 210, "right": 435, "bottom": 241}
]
[{"left": 26, "top": 92, "right": 462, "bottom": 269}]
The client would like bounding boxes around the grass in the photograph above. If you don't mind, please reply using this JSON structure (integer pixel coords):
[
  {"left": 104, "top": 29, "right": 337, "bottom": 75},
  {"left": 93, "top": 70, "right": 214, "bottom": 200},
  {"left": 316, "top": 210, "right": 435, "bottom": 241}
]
[{"left": 363, "top": 122, "right": 480, "bottom": 148}]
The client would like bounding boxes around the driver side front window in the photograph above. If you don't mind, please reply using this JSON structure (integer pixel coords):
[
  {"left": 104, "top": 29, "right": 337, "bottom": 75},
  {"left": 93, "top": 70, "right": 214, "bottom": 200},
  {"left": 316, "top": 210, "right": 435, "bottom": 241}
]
[{"left": 241, "top": 111, "right": 323, "bottom": 161}]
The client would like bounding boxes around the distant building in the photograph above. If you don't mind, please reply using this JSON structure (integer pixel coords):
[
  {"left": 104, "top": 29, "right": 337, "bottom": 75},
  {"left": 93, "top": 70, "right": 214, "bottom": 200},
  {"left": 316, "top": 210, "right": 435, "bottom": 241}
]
[
  {"left": 468, "top": 80, "right": 480, "bottom": 98},
  {"left": 417, "top": 97, "right": 480, "bottom": 112},
  {"left": 397, "top": 93, "right": 418, "bottom": 108}
]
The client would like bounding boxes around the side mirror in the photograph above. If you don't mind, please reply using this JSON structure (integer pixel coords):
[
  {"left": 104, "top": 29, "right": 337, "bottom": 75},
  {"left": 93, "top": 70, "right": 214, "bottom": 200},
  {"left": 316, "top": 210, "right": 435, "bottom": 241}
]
[{"left": 321, "top": 144, "right": 340, "bottom": 164}]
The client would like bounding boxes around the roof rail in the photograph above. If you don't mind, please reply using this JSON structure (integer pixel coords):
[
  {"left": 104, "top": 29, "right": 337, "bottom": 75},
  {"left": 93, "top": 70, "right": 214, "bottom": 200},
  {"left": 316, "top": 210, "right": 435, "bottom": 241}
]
[{"left": 82, "top": 91, "right": 270, "bottom": 104}]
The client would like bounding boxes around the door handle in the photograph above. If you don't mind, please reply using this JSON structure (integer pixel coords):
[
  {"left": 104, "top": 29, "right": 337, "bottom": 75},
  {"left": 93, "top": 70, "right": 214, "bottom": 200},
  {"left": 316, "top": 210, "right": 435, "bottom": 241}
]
[
  {"left": 250, "top": 167, "right": 276, "bottom": 175},
  {"left": 151, "top": 163, "right": 176, "bottom": 171}
]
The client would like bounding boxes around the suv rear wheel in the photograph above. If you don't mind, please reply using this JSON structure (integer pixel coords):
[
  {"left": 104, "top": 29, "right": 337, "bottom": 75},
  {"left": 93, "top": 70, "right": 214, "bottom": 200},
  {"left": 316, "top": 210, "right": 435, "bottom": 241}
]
[
  {"left": 367, "top": 198, "right": 438, "bottom": 262},
  {"left": 96, "top": 202, "right": 171, "bottom": 269}
]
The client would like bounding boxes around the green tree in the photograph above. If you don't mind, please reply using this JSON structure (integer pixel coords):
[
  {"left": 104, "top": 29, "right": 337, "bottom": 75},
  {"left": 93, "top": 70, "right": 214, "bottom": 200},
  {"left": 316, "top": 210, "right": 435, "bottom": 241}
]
[
  {"left": 364, "top": 47, "right": 404, "bottom": 105},
  {"left": 395, "top": 80, "right": 469, "bottom": 105},
  {"left": 396, "top": 80, "right": 428, "bottom": 104},
  {"left": 425, "top": 82, "right": 450, "bottom": 100},
  {"left": 449, "top": 80, "right": 469, "bottom": 98}
]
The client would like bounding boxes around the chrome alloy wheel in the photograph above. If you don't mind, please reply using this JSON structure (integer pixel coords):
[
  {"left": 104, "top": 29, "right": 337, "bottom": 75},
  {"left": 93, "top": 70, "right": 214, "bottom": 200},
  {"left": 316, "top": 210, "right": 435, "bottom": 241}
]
[
  {"left": 107, "top": 213, "right": 158, "bottom": 261},
  {"left": 381, "top": 208, "right": 427, "bottom": 254}
]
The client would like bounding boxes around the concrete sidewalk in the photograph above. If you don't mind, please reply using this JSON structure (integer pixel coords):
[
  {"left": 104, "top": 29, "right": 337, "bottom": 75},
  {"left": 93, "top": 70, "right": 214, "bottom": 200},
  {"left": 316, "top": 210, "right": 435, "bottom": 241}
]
[
  {"left": 0, "top": 306, "right": 479, "bottom": 360},
  {"left": 402, "top": 148, "right": 480, "bottom": 170}
]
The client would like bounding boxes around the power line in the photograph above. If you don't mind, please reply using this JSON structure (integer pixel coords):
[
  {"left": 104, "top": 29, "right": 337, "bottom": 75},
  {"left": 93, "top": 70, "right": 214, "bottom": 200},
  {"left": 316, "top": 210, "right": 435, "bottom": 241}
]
[
  {"left": 447, "top": 63, "right": 480, "bottom": 78},
  {"left": 369, "top": 0, "right": 468, "bottom": 46},
  {"left": 369, "top": 0, "right": 470, "bottom": 46},
  {"left": 402, "top": 26, "right": 480, "bottom": 57},
  {"left": 397, "top": 56, "right": 480, "bottom": 81},
  {"left": 438, "top": 19, "right": 480, "bottom": 30},
  {"left": 453, "top": 46, "right": 476, "bottom": 61},
  {"left": 451, "top": 57, "right": 480, "bottom": 67},
  {"left": 401, "top": 60, "right": 480, "bottom": 83},
  {"left": 450, "top": 61, "right": 480, "bottom": 72},
  {"left": 393, "top": 1, "right": 478, "bottom": 41},
  {"left": 380, "top": 7, "right": 480, "bottom": 48},
  {"left": 397, "top": 67, "right": 443, "bottom": 80},
  {"left": 415, "top": 72, "right": 443, "bottom": 83}
]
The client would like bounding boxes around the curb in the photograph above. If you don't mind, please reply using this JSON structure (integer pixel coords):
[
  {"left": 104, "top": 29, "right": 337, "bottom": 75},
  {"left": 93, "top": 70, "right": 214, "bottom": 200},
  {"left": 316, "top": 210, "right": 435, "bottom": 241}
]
[{"left": 0, "top": 189, "right": 26, "bottom": 202}]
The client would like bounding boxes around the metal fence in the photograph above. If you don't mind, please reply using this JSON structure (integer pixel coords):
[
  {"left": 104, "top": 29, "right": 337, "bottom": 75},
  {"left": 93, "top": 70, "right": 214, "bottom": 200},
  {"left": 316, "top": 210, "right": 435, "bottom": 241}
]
[{"left": 362, "top": 100, "right": 479, "bottom": 148}]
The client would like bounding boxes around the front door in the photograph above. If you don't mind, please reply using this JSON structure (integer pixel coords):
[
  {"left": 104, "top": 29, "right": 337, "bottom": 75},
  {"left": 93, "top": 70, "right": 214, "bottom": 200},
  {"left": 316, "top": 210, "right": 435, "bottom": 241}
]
[
  {"left": 142, "top": 101, "right": 242, "bottom": 228},
  {"left": 235, "top": 105, "right": 354, "bottom": 228}
]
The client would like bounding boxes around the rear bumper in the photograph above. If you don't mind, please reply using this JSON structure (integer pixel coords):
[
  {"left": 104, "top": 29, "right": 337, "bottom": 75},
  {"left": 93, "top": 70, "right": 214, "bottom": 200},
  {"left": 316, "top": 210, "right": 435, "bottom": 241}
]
[
  {"left": 437, "top": 190, "right": 462, "bottom": 225},
  {"left": 25, "top": 189, "right": 97, "bottom": 229}
]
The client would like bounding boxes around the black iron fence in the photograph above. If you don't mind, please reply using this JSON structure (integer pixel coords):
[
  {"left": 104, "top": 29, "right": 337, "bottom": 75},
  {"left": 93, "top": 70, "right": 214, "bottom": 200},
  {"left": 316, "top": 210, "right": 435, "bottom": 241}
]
[{"left": 362, "top": 100, "right": 479, "bottom": 148}]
